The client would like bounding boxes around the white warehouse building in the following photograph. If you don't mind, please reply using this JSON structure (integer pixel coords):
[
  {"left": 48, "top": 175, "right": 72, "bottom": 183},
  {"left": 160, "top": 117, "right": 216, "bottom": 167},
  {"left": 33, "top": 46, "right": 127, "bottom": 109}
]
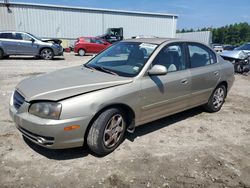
[{"left": 0, "top": 2, "right": 178, "bottom": 39}]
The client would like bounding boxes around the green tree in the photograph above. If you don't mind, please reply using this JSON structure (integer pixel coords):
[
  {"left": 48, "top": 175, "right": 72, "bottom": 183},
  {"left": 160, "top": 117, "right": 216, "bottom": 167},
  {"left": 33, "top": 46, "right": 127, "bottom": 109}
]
[{"left": 179, "top": 22, "right": 250, "bottom": 45}]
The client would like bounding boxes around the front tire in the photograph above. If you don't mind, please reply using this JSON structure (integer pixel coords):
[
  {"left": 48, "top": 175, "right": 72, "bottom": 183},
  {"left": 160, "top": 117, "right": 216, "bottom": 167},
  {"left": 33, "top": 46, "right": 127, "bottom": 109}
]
[
  {"left": 204, "top": 85, "right": 226, "bottom": 112},
  {"left": 40, "top": 48, "right": 54, "bottom": 60},
  {"left": 87, "top": 108, "right": 126, "bottom": 155}
]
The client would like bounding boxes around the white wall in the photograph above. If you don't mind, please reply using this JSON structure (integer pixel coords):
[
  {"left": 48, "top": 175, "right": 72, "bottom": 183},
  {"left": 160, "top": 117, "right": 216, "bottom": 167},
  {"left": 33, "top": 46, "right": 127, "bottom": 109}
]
[{"left": 0, "top": 3, "right": 177, "bottom": 39}]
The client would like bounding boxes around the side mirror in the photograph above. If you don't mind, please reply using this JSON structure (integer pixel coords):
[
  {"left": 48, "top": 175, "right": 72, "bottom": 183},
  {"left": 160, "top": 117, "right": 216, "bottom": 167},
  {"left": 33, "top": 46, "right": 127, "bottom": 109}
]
[
  {"left": 30, "top": 38, "right": 35, "bottom": 43},
  {"left": 148, "top": 65, "right": 167, "bottom": 76}
]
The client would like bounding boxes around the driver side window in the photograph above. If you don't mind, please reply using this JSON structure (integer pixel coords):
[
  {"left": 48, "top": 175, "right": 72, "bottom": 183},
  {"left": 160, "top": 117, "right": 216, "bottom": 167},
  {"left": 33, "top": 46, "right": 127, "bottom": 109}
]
[{"left": 152, "top": 43, "right": 186, "bottom": 72}]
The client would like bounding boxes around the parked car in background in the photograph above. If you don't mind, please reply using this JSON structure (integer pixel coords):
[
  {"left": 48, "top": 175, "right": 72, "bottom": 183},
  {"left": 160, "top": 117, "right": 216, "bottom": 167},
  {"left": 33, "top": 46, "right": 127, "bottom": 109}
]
[
  {"left": 74, "top": 37, "right": 111, "bottom": 56},
  {"left": 212, "top": 43, "right": 224, "bottom": 53},
  {"left": 0, "top": 31, "right": 63, "bottom": 60},
  {"left": 10, "top": 38, "right": 234, "bottom": 155},
  {"left": 220, "top": 42, "right": 250, "bottom": 73},
  {"left": 223, "top": 45, "right": 236, "bottom": 51},
  {"left": 99, "top": 27, "right": 123, "bottom": 44}
]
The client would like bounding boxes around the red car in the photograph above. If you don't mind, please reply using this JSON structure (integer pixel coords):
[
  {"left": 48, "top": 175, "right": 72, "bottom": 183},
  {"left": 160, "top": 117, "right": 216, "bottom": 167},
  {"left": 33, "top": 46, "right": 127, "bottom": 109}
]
[{"left": 74, "top": 37, "right": 111, "bottom": 56}]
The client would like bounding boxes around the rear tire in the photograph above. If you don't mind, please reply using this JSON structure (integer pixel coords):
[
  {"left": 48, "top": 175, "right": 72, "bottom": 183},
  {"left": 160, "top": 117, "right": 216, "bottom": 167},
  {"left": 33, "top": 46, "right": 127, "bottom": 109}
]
[
  {"left": 78, "top": 49, "right": 86, "bottom": 56},
  {"left": 87, "top": 108, "right": 126, "bottom": 155},
  {"left": 0, "top": 49, "right": 4, "bottom": 59},
  {"left": 204, "top": 85, "right": 226, "bottom": 112},
  {"left": 40, "top": 48, "right": 54, "bottom": 60}
]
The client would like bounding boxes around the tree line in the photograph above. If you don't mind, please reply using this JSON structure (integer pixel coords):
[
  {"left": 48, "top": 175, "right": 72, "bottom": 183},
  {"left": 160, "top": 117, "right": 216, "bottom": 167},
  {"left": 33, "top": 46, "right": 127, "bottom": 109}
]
[{"left": 177, "top": 22, "right": 250, "bottom": 45}]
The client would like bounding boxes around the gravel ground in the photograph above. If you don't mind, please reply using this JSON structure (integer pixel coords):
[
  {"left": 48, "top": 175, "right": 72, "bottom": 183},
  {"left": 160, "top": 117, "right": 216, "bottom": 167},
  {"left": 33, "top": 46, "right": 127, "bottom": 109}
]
[{"left": 0, "top": 53, "right": 250, "bottom": 188}]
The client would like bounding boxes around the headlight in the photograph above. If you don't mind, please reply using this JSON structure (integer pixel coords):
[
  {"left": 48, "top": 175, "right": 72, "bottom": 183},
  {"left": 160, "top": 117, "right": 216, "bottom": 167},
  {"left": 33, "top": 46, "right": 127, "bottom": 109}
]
[{"left": 29, "top": 102, "right": 62, "bottom": 120}]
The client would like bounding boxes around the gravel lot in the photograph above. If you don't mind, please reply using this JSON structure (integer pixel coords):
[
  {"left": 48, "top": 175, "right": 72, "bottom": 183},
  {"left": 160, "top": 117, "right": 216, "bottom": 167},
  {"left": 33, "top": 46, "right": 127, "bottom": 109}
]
[{"left": 0, "top": 53, "right": 250, "bottom": 188}]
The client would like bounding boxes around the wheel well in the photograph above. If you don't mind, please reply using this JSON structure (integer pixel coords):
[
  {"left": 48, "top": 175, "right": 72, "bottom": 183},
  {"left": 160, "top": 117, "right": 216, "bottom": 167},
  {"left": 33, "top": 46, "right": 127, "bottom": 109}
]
[
  {"left": 39, "top": 47, "right": 54, "bottom": 55},
  {"left": 83, "top": 104, "right": 135, "bottom": 145}
]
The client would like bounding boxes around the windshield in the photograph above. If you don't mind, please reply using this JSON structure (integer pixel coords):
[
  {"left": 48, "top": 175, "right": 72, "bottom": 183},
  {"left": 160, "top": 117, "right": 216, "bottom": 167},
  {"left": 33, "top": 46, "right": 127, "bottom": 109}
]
[
  {"left": 27, "top": 33, "right": 41, "bottom": 40},
  {"left": 235, "top": 43, "right": 250, "bottom": 51},
  {"left": 85, "top": 42, "right": 158, "bottom": 77}
]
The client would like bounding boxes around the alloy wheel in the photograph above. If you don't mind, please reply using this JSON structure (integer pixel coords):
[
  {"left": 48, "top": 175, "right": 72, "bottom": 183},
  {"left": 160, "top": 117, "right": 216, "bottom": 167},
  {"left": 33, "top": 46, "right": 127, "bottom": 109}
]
[
  {"left": 212, "top": 87, "right": 225, "bottom": 109},
  {"left": 103, "top": 114, "right": 125, "bottom": 148},
  {"left": 42, "top": 49, "right": 53, "bottom": 60}
]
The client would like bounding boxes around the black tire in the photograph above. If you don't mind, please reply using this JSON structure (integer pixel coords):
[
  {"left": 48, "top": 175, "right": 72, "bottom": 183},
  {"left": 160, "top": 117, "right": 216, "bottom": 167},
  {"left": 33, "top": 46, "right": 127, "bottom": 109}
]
[
  {"left": 40, "top": 48, "right": 54, "bottom": 60},
  {"left": 78, "top": 49, "right": 86, "bottom": 56},
  {"left": 4, "top": 55, "right": 9, "bottom": 59},
  {"left": 0, "top": 49, "right": 4, "bottom": 59},
  {"left": 87, "top": 108, "right": 126, "bottom": 155},
  {"left": 204, "top": 85, "right": 226, "bottom": 112}
]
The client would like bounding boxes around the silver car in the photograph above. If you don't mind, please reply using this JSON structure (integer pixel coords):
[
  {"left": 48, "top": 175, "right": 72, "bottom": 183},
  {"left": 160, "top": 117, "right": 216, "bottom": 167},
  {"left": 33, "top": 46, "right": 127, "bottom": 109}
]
[
  {"left": 0, "top": 31, "right": 63, "bottom": 60},
  {"left": 9, "top": 38, "right": 234, "bottom": 155}
]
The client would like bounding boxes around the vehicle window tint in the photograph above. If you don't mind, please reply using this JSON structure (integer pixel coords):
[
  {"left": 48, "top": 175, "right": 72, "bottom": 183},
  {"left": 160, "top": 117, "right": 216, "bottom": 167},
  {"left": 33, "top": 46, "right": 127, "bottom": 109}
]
[
  {"left": 95, "top": 39, "right": 104, "bottom": 44},
  {"left": 236, "top": 43, "right": 250, "bottom": 51},
  {"left": 21, "top": 33, "right": 32, "bottom": 41},
  {"left": 152, "top": 44, "right": 186, "bottom": 72},
  {"left": 188, "top": 43, "right": 217, "bottom": 68},
  {"left": 12, "top": 33, "right": 23, "bottom": 40},
  {"left": 84, "top": 38, "right": 91, "bottom": 43},
  {"left": 90, "top": 38, "right": 96, "bottom": 43},
  {"left": 86, "top": 42, "right": 158, "bottom": 77},
  {"left": 0, "top": 33, "right": 12, "bottom": 39}
]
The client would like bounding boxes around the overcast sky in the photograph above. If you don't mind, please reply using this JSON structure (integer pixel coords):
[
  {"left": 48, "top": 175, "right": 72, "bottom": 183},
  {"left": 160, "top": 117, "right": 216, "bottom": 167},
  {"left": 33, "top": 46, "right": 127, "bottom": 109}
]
[{"left": 6, "top": 0, "right": 250, "bottom": 29}]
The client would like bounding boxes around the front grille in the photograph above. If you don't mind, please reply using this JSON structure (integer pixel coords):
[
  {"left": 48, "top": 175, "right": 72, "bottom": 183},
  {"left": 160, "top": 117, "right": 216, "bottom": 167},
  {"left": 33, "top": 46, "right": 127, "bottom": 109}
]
[{"left": 13, "top": 91, "right": 25, "bottom": 110}]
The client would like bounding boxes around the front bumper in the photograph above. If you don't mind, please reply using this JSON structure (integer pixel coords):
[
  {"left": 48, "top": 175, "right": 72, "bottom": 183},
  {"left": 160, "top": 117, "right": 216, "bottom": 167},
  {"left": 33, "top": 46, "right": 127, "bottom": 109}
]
[
  {"left": 9, "top": 101, "right": 92, "bottom": 149},
  {"left": 53, "top": 46, "right": 64, "bottom": 56}
]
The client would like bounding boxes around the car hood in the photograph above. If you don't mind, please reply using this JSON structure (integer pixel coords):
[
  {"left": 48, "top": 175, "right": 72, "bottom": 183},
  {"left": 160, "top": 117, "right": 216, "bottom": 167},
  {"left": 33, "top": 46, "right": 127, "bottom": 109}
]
[
  {"left": 41, "top": 38, "right": 62, "bottom": 44},
  {"left": 220, "top": 50, "right": 249, "bottom": 60},
  {"left": 16, "top": 66, "right": 133, "bottom": 102}
]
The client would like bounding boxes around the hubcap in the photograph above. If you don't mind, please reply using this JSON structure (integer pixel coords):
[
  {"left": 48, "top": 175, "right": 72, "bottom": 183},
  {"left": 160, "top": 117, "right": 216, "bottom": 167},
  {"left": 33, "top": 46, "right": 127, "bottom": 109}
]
[
  {"left": 42, "top": 49, "right": 52, "bottom": 59},
  {"left": 79, "top": 49, "right": 85, "bottom": 56},
  {"left": 103, "top": 114, "right": 124, "bottom": 148},
  {"left": 212, "top": 88, "right": 225, "bottom": 109}
]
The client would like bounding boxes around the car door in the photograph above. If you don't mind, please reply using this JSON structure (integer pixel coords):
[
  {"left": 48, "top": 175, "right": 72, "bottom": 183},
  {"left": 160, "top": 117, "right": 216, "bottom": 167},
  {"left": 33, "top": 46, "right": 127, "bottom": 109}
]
[
  {"left": 187, "top": 42, "right": 221, "bottom": 107},
  {"left": 139, "top": 43, "right": 192, "bottom": 123},
  {"left": 95, "top": 38, "right": 108, "bottom": 52},
  {"left": 90, "top": 38, "right": 106, "bottom": 53},
  {"left": 12, "top": 33, "right": 38, "bottom": 55},
  {"left": 0, "top": 32, "right": 17, "bottom": 54}
]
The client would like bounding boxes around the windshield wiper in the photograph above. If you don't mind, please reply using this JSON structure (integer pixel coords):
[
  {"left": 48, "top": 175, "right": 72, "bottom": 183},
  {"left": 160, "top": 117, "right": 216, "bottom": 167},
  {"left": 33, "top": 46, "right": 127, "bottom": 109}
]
[{"left": 94, "top": 65, "right": 118, "bottom": 76}]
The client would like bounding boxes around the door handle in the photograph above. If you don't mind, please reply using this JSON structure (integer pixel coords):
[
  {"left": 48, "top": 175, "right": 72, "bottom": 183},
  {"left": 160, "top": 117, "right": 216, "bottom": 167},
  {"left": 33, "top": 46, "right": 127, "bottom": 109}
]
[
  {"left": 214, "top": 71, "right": 219, "bottom": 76},
  {"left": 181, "top": 79, "right": 188, "bottom": 84}
]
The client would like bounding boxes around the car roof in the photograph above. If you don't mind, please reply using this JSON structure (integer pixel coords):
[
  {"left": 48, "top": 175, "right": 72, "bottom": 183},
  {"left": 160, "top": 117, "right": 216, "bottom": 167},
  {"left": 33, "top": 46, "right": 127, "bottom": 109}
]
[
  {"left": 124, "top": 38, "right": 188, "bottom": 45},
  {"left": 80, "top": 36, "right": 101, "bottom": 39},
  {"left": 0, "top": 31, "right": 27, "bottom": 34}
]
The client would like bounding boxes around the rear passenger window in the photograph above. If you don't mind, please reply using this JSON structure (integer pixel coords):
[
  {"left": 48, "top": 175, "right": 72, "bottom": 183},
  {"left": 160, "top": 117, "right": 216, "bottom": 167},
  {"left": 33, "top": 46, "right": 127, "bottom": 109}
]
[
  {"left": 188, "top": 43, "right": 217, "bottom": 68},
  {"left": 12, "top": 33, "right": 23, "bottom": 40}
]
